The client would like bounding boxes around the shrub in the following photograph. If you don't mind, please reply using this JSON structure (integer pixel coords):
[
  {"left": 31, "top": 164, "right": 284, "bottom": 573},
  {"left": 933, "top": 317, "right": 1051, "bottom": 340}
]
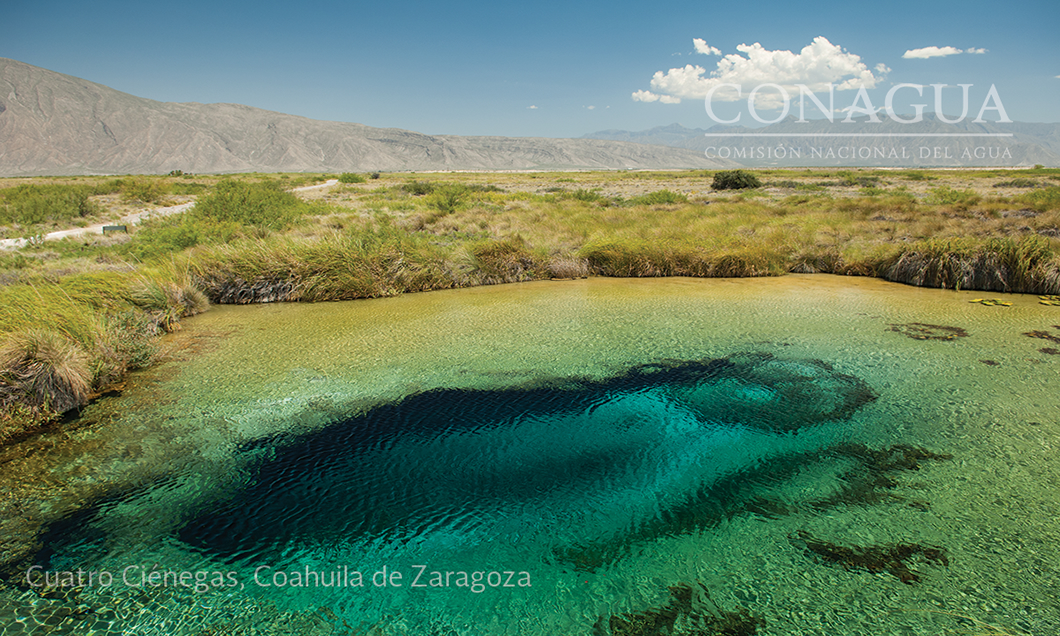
[
  {"left": 564, "top": 189, "right": 606, "bottom": 203},
  {"left": 427, "top": 184, "right": 470, "bottom": 214},
  {"left": 1018, "top": 186, "right": 1060, "bottom": 212},
  {"left": 0, "top": 184, "right": 103, "bottom": 227},
  {"left": 926, "top": 186, "right": 980, "bottom": 207},
  {"left": 629, "top": 190, "right": 688, "bottom": 205},
  {"left": 712, "top": 170, "right": 763, "bottom": 190},
  {"left": 120, "top": 179, "right": 170, "bottom": 204},
  {"left": 402, "top": 181, "right": 436, "bottom": 196},
  {"left": 370, "top": 172, "right": 382, "bottom": 180},
  {"left": 994, "top": 178, "right": 1039, "bottom": 188},
  {"left": 191, "top": 179, "right": 305, "bottom": 230},
  {"left": 338, "top": 172, "right": 367, "bottom": 184}
]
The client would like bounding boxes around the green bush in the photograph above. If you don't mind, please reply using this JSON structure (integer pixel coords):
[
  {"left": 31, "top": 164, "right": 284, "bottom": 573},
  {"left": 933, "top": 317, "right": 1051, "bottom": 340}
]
[
  {"left": 0, "top": 184, "right": 104, "bottom": 227},
  {"left": 994, "top": 178, "right": 1039, "bottom": 188},
  {"left": 402, "top": 181, "right": 436, "bottom": 196},
  {"left": 427, "top": 184, "right": 470, "bottom": 214},
  {"left": 120, "top": 179, "right": 170, "bottom": 204},
  {"left": 191, "top": 179, "right": 305, "bottom": 229},
  {"left": 712, "top": 170, "right": 763, "bottom": 191},
  {"left": 926, "top": 186, "right": 980, "bottom": 206},
  {"left": 564, "top": 189, "right": 606, "bottom": 203},
  {"left": 628, "top": 190, "right": 688, "bottom": 205},
  {"left": 338, "top": 172, "right": 367, "bottom": 184},
  {"left": 1018, "top": 186, "right": 1060, "bottom": 212}
]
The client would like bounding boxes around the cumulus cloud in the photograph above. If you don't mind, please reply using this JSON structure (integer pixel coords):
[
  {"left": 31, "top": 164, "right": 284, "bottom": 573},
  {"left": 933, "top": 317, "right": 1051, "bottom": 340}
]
[
  {"left": 632, "top": 90, "right": 681, "bottom": 104},
  {"left": 902, "top": 46, "right": 961, "bottom": 59},
  {"left": 902, "top": 45, "right": 989, "bottom": 58},
  {"left": 693, "top": 39, "right": 721, "bottom": 56},
  {"left": 632, "top": 36, "right": 885, "bottom": 108},
  {"left": 526, "top": 105, "right": 538, "bottom": 109}
]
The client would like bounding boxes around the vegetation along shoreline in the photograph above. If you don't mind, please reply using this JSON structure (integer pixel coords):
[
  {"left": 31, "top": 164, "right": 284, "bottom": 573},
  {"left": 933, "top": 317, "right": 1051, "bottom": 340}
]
[{"left": 1, "top": 167, "right": 1058, "bottom": 438}]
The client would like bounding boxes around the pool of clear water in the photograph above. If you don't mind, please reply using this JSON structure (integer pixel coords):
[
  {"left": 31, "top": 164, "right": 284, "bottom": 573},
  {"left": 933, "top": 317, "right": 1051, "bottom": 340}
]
[{"left": 2, "top": 276, "right": 1058, "bottom": 635}]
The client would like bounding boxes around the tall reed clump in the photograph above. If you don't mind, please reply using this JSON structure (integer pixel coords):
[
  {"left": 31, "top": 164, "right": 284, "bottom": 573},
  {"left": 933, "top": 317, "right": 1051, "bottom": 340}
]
[
  {"left": 0, "top": 329, "right": 90, "bottom": 422},
  {"left": 188, "top": 226, "right": 471, "bottom": 304},
  {"left": 469, "top": 237, "right": 546, "bottom": 285},
  {"left": 0, "top": 268, "right": 210, "bottom": 435},
  {"left": 579, "top": 239, "right": 788, "bottom": 278},
  {"left": 881, "top": 235, "right": 1059, "bottom": 293}
]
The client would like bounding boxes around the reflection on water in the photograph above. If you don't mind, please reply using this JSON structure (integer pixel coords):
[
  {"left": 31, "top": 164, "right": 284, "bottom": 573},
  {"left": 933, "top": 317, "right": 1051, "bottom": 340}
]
[{"left": 2, "top": 276, "right": 1059, "bottom": 635}]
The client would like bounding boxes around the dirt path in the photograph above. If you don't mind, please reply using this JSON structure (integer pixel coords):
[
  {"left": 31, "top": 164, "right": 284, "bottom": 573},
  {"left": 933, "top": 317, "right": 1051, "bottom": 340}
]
[{"left": 0, "top": 179, "right": 338, "bottom": 250}]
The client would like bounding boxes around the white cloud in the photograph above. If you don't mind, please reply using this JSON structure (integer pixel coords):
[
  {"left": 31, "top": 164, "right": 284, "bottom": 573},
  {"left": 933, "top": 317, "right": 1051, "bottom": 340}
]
[
  {"left": 632, "top": 90, "right": 681, "bottom": 104},
  {"left": 632, "top": 36, "right": 885, "bottom": 108},
  {"left": 526, "top": 105, "right": 538, "bottom": 109},
  {"left": 966, "top": 47, "right": 988, "bottom": 54},
  {"left": 585, "top": 105, "right": 596, "bottom": 110},
  {"left": 902, "top": 46, "right": 963, "bottom": 59},
  {"left": 693, "top": 39, "right": 721, "bottom": 56}
]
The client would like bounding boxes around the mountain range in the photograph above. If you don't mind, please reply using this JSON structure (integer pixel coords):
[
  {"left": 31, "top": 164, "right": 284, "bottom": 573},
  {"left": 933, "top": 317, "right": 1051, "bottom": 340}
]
[{"left": 0, "top": 58, "right": 724, "bottom": 177}]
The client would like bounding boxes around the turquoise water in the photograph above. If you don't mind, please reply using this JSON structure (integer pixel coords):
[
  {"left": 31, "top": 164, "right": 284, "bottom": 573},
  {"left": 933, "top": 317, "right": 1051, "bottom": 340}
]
[{"left": 2, "top": 276, "right": 1059, "bottom": 635}]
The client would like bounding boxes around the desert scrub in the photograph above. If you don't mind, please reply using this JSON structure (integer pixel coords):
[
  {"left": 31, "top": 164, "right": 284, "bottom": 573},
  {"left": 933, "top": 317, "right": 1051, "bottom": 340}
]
[
  {"left": 123, "top": 179, "right": 317, "bottom": 260},
  {"left": 1018, "top": 186, "right": 1060, "bottom": 213},
  {"left": 712, "top": 170, "right": 763, "bottom": 191},
  {"left": 118, "top": 178, "right": 170, "bottom": 204},
  {"left": 627, "top": 190, "right": 688, "bottom": 206},
  {"left": 0, "top": 183, "right": 112, "bottom": 231},
  {"left": 338, "top": 172, "right": 367, "bottom": 184}
]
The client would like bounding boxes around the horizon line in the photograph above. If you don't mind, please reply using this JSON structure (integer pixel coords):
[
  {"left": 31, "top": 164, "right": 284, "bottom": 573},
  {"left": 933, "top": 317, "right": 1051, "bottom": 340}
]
[{"left": 702, "top": 133, "right": 1015, "bottom": 138}]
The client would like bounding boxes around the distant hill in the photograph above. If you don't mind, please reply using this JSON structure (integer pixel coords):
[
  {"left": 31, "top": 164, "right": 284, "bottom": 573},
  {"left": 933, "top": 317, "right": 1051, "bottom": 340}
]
[
  {"left": 0, "top": 58, "right": 726, "bottom": 176},
  {"left": 584, "top": 118, "right": 1060, "bottom": 167}
]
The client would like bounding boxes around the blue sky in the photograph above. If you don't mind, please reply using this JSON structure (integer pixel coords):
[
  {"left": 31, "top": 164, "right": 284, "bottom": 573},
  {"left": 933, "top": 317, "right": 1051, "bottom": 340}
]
[{"left": 4, "top": 0, "right": 1058, "bottom": 137}]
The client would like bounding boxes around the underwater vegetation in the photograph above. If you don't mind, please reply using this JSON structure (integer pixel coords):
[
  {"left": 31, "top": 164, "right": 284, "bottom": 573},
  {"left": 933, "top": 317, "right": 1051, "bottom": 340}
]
[
  {"left": 887, "top": 322, "right": 970, "bottom": 341},
  {"left": 594, "top": 582, "right": 765, "bottom": 636},
  {"left": 792, "top": 531, "right": 949, "bottom": 585},
  {"left": 1023, "top": 326, "right": 1060, "bottom": 344},
  {"left": 556, "top": 442, "right": 952, "bottom": 572}
]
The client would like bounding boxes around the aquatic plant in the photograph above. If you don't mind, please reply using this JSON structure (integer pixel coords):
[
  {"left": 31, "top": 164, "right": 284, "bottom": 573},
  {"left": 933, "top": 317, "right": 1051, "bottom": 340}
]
[
  {"left": 792, "top": 531, "right": 949, "bottom": 584},
  {"left": 595, "top": 583, "right": 765, "bottom": 636},
  {"left": 887, "top": 323, "right": 969, "bottom": 341},
  {"left": 893, "top": 610, "right": 1030, "bottom": 636},
  {"left": 1023, "top": 327, "right": 1060, "bottom": 344}
]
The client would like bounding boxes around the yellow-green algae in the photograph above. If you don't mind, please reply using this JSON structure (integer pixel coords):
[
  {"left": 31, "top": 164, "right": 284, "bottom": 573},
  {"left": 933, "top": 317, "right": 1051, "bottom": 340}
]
[{"left": 1, "top": 276, "right": 1057, "bottom": 635}]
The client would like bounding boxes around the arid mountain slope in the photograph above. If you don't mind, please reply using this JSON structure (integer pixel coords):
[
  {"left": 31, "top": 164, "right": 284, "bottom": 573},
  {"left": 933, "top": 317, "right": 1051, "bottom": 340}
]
[{"left": 0, "top": 58, "right": 724, "bottom": 176}]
